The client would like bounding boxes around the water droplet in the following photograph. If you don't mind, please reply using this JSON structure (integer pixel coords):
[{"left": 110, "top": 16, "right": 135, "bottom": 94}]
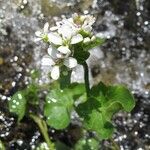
[
  {"left": 12, "top": 105, "right": 16, "bottom": 109},
  {"left": 13, "top": 100, "right": 16, "bottom": 103},
  {"left": 16, "top": 102, "right": 19, "bottom": 105},
  {"left": 51, "top": 98, "right": 57, "bottom": 103},
  {"left": 144, "top": 21, "right": 148, "bottom": 25},
  {"left": 18, "top": 94, "right": 22, "bottom": 99}
]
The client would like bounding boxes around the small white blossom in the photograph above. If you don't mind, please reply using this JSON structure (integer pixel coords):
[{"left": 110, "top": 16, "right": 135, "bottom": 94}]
[
  {"left": 51, "top": 65, "right": 60, "bottom": 80},
  {"left": 35, "top": 22, "right": 49, "bottom": 42},
  {"left": 58, "top": 23, "right": 77, "bottom": 39},
  {"left": 47, "top": 46, "right": 63, "bottom": 59},
  {"left": 41, "top": 55, "right": 55, "bottom": 66},
  {"left": 48, "top": 32, "right": 63, "bottom": 45},
  {"left": 57, "top": 46, "right": 71, "bottom": 56},
  {"left": 64, "top": 57, "right": 77, "bottom": 68},
  {"left": 70, "top": 34, "right": 83, "bottom": 44},
  {"left": 91, "top": 36, "right": 96, "bottom": 41},
  {"left": 83, "top": 37, "right": 91, "bottom": 43}
]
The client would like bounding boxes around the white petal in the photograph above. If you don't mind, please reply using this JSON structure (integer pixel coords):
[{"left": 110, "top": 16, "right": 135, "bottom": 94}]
[
  {"left": 57, "top": 46, "right": 71, "bottom": 55},
  {"left": 50, "top": 26, "right": 58, "bottom": 31},
  {"left": 48, "top": 46, "right": 64, "bottom": 59},
  {"left": 51, "top": 66, "right": 60, "bottom": 80},
  {"left": 34, "top": 37, "right": 42, "bottom": 42},
  {"left": 35, "top": 31, "right": 42, "bottom": 37},
  {"left": 70, "top": 34, "right": 83, "bottom": 44},
  {"left": 41, "top": 55, "right": 55, "bottom": 66},
  {"left": 58, "top": 24, "right": 75, "bottom": 39},
  {"left": 43, "top": 22, "right": 49, "bottom": 33},
  {"left": 64, "top": 57, "right": 77, "bottom": 68},
  {"left": 47, "top": 46, "right": 58, "bottom": 59},
  {"left": 82, "top": 25, "right": 92, "bottom": 32},
  {"left": 48, "top": 33, "right": 63, "bottom": 45},
  {"left": 83, "top": 37, "right": 91, "bottom": 43},
  {"left": 91, "top": 36, "right": 96, "bottom": 41}
]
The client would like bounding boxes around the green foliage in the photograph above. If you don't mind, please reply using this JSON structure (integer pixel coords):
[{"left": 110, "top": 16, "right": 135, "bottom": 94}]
[
  {"left": 8, "top": 82, "right": 39, "bottom": 121},
  {"left": 83, "top": 37, "right": 105, "bottom": 51},
  {"left": 44, "top": 83, "right": 85, "bottom": 129},
  {"left": 73, "top": 37, "right": 104, "bottom": 64},
  {"left": 73, "top": 49, "right": 90, "bottom": 64},
  {"left": 75, "top": 138, "right": 99, "bottom": 150},
  {"left": 8, "top": 91, "right": 27, "bottom": 122},
  {"left": 25, "top": 83, "right": 39, "bottom": 105},
  {"left": 76, "top": 82, "right": 135, "bottom": 139}
]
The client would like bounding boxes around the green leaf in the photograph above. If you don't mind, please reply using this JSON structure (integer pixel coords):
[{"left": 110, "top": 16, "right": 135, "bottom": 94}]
[
  {"left": 8, "top": 91, "right": 27, "bottom": 122},
  {"left": 44, "top": 104, "right": 70, "bottom": 129},
  {"left": 44, "top": 83, "right": 86, "bottom": 129},
  {"left": 83, "top": 37, "right": 105, "bottom": 51},
  {"left": 76, "top": 82, "right": 135, "bottom": 139},
  {"left": 25, "top": 83, "right": 39, "bottom": 105},
  {"left": 76, "top": 98, "right": 114, "bottom": 139},
  {"left": 44, "top": 88, "right": 73, "bottom": 129},
  {"left": 68, "top": 83, "right": 85, "bottom": 100},
  {"left": 75, "top": 138, "right": 99, "bottom": 150}
]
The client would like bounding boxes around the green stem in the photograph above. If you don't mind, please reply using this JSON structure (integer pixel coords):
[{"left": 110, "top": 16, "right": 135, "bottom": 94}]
[
  {"left": 83, "top": 62, "right": 90, "bottom": 98},
  {"left": 30, "top": 114, "right": 55, "bottom": 150}
]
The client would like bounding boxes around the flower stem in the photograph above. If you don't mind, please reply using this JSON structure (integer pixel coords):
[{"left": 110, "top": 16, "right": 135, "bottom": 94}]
[
  {"left": 83, "top": 62, "right": 90, "bottom": 98},
  {"left": 30, "top": 114, "right": 55, "bottom": 150}
]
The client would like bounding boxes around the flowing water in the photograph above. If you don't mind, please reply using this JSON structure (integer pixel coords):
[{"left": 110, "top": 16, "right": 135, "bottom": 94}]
[{"left": 0, "top": 0, "right": 150, "bottom": 149}]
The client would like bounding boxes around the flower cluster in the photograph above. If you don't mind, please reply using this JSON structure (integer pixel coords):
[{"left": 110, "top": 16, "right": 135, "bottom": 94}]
[{"left": 35, "top": 13, "right": 96, "bottom": 80}]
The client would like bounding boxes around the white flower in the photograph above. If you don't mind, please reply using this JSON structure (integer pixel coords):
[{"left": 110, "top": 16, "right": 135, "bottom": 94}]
[
  {"left": 38, "top": 14, "right": 96, "bottom": 80},
  {"left": 57, "top": 46, "right": 71, "bottom": 56},
  {"left": 48, "top": 32, "right": 63, "bottom": 45},
  {"left": 47, "top": 46, "right": 63, "bottom": 59},
  {"left": 42, "top": 52, "right": 77, "bottom": 80},
  {"left": 64, "top": 57, "right": 77, "bottom": 68},
  {"left": 48, "top": 45, "right": 71, "bottom": 59},
  {"left": 41, "top": 55, "right": 55, "bottom": 66},
  {"left": 71, "top": 14, "right": 95, "bottom": 33},
  {"left": 51, "top": 65, "right": 60, "bottom": 80},
  {"left": 83, "top": 37, "right": 91, "bottom": 43},
  {"left": 35, "top": 22, "right": 49, "bottom": 42},
  {"left": 70, "top": 34, "right": 83, "bottom": 44},
  {"left": 41, "top": 55, "right": 60, "bottom": 80},
  {"left": 82, "top": 15, "right": 95, "bottom": 32},
  {"left": 58, "top": 22, "right": 77, "bottom": 39}
]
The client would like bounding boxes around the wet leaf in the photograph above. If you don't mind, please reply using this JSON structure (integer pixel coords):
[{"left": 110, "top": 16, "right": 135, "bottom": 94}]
[
  {"left": 8, "top": 91, "right": 27, "bottom": 122},
  {"left": 44, "top": 83, "right": 85, "bottom": 129},
  {"left": 25, "top": 83, "right": 39, "bottom": 105},
  {"left": 76, "top": 82, "right": 135, "bottom": 139},
  {"left": 44, "top": 88, "right": 73, "bottom": 129}
]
